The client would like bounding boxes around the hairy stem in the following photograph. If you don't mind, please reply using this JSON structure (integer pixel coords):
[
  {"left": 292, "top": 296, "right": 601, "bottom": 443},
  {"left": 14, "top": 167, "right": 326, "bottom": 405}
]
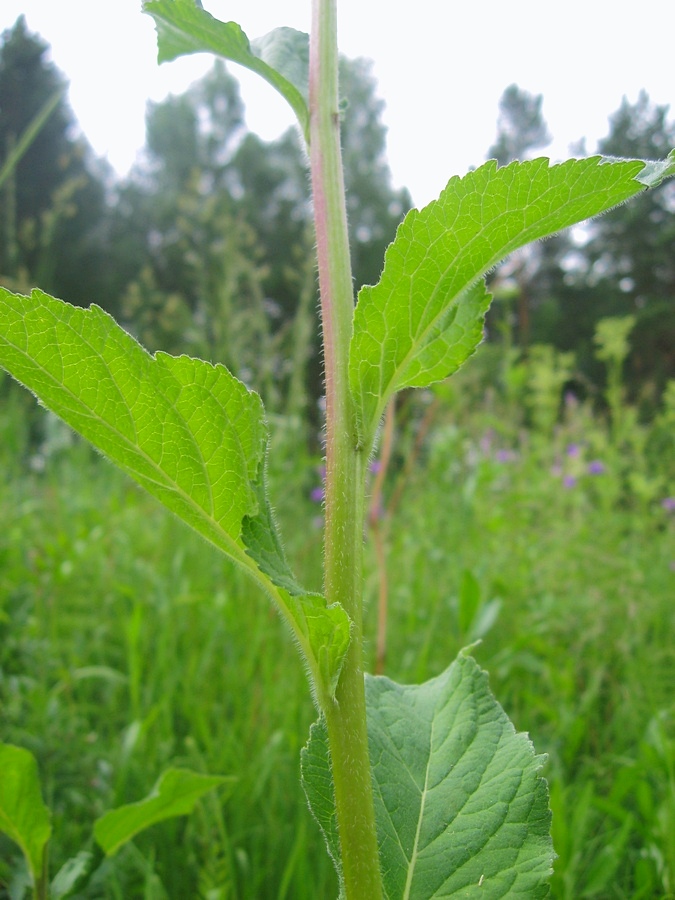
[{"left": 309, "top": 0, "right": 383, "bottom": 896}]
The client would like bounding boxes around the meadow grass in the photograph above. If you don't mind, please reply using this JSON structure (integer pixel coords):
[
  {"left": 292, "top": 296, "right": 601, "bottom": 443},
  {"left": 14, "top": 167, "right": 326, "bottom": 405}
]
[{"left": 1, "top": 364, "right": 673, "bottom": 898}]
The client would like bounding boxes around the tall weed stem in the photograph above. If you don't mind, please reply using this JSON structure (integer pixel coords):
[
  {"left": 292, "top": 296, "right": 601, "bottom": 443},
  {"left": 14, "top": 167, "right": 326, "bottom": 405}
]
[{"left": 309, "top": 0, "right": 383, "bottom": 895}]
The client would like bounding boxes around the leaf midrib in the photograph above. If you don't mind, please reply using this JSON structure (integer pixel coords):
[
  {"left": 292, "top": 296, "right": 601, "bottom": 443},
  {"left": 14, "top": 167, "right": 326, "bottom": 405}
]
[{"left": 402, "top": 717, "right": 435, "bottom": 900}]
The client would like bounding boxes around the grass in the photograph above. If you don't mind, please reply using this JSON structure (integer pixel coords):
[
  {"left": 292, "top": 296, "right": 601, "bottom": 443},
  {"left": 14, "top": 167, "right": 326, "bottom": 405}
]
[{"left": 1, "top": 354, "right": 674, "bottom": 898}]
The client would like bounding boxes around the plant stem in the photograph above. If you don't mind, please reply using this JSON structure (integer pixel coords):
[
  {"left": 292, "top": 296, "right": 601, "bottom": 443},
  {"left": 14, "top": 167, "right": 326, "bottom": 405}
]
[{"left": 309, "top": 1, "right": 383, "bottom": 896}]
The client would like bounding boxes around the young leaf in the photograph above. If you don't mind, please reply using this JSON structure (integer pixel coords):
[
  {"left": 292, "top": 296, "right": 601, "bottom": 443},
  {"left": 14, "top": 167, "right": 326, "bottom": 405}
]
[
  {"left": 303, "top": 653, "right": 554, "bottom": 898},
  {"left": 0, "top": 288, "right": 350, "bottom": 700},
  {"left": 143, "top": 0, "right": 309, "bottom": 142},
  {"left": 300, "top": 719, "right": 345, "bottom": 897},
  {"left": 349, "top": 155, "right": 674, "bottom": 448},
  {"left": 0, "top": 743, "right": 52, "bottom": 886},
  {"left": 94, "top": 768, "right": 231, "bottom": 856}
]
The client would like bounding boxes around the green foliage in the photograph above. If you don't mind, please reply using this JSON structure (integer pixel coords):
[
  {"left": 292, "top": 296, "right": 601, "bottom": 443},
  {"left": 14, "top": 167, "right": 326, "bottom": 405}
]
[
  {"left": 0, "top": 739, "right": 230, "bottom": 898},
  {"left": 593, "top": 314, "right": 636, "bottom": 365},
  {"left": 512, "top": 91, "right": 675, "bottom": 397},
  {"left": 94, "top": 768, "right": 232, "bottom": 857},
  {"left": 0, "top": 18, "right": 109, "bottom": 309},
  {"left": 1, "top": 376, "right": 673, "bottom": 895},
  {"left": 0, "top": 88, "right": 63, "bottom": 192},
  {"left": 0, "top": 290, "right": 267, "bottom": 545},
  {"left": 0, "top": 287, "right": 350, "bottom": 703},
  {"left": 144, "top": 0, "right": 309, "bottom": 140},
  {"left": 304, "top": 654, "right": 553, "bottom": 898},
  {"left": 1, "top": 2, "right": 674, "bottom": 897},
  {"left": 350, "top": 156, "right": 664, "bottom": 449},
  {"left": 0, "top": 744, "right": 51, "bottom": 888}
]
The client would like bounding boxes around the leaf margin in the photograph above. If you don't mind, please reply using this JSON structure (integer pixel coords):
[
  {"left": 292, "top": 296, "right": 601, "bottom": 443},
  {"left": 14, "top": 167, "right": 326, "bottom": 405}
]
[
  {"left": 0, "top": 287, "right": 350, "bottom": 703},
  {"left": 142, "top": 0, "right": 310, "bottom": 142},
  {"left": 349, "top": 153, "right": 675, "bottom": 451}
]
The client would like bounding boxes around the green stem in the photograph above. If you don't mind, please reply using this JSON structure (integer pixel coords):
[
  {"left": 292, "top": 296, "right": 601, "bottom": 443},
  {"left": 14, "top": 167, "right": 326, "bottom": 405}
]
[{"left": 309, "top": 1, "right": 383, "bottom": 897}]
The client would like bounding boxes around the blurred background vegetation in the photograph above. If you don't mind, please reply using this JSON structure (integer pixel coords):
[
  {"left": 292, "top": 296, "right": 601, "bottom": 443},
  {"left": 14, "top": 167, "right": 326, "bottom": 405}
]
[{"left": 1, "top": 15, "right": 674, "bottom": 900}]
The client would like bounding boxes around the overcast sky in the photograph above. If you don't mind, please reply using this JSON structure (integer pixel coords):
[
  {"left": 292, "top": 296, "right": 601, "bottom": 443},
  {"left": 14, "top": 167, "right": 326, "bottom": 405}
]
[{"left": 2, "top": 0, "right": 674, "bottom": 207}]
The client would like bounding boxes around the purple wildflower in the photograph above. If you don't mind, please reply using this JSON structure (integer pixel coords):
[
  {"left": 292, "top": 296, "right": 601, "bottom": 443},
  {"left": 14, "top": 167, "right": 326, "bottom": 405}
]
[
  {"left": 563, "top": 475, "right": 577, "bottom": 489},
  {"left": 566, "top": 443, "right": 581, "bottom": 458},
  {"left": 369, "top": 460, "right": 382, "bottom": 474},
  {"left": 661, "top": 497, "right": 675, "bottom": 513},
  {"left": 588, "top": 460, "right": 605, "bottom": 475},
  {"left": 495, "top": 449, "right": 516, "bottom": 463},
  {"left": 310, "top": 486, "right": 325, "bottom": 503}
]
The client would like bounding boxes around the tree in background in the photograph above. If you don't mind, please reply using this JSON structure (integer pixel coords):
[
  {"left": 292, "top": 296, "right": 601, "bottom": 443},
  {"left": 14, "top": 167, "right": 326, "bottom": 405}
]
[
  {"left": 532, "top": 92, "right": 675, "bottom": 401},
  {"left": 487, "top": 83, "right": 551, "bottom": 167},
  {"left": 114, "top": 56, "right": 410, "bottom": 418},
  {"left": 591, "top": 92, "right": 675, "bottom": 396},
  {"left": 339, "top": 57, "right": 411, "bottom": 293},
  {"left": 485, "top": 85, "right": 675, "bottom": 407},
  {"left": 0, "top": 17, "right": 109, "bottom": 309},
  {"left": 486, "top": 84, "right": 556, "bottom": 349}
]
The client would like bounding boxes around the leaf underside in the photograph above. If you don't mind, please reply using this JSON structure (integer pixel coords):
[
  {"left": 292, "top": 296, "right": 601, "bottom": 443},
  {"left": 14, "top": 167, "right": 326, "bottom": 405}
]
[
  {"left": 0, "top": 288, "right": 350, "bottom": 698},
  {"left": 349, "top": 154, "right": 667, "bottom": 449},
  {"left": 303, "top": 653, "right": 554, "bottom": 899},
  {"left": 301, "top": 720, "right": 345, "bottom": 897},
  {"left": 143, "top": 0, "right": 309, "bottom": 141}
]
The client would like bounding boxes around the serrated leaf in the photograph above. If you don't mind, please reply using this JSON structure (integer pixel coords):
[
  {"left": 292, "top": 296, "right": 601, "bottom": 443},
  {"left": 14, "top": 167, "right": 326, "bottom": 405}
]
[
  {"left": 368, "top": 653, "right": 553, "bottom": 897},
  {"left": 0, "top": 289, "right": 265, "bottom": 549},
  {"left": 143, "top": 0, "right": 309, "bottom": 141},
  {"left": 242, "top": 482, "right": 351, "bottom": 696},
  {"left": 349, "top": 155, "right": 673, "bottom": 447},
  {"left": 622, "top": 147, "right": 675, "bottom": 187},
  {"left": 0, "top": 288, "right": 350, "bottom": 698},
  {"left": 300, "top": 719, "right": 345, "bottom": 898},
  {"left": 303, "top": 653, "right": 554, "bottom": 899},
  {"left": 94, "top": 768, "right": 231, "bottom": 856},
  {"left": 0, "top": 743, "right": 52, "bottom": 885}
]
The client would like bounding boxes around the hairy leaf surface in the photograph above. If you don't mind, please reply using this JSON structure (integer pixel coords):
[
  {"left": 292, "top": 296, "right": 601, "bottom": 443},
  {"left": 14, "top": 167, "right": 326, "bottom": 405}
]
[
  {"left": 303, "top": 654, "right": 554, "bottom": 898},
  {"left": 349, "top": 155, "right": 673, "bottom": 447},
  {"left": 94, "top": 768, "right": 231, "bottom": 856},
  {"left": 0, "top": 289, "right": 350, "bottom": 698},
  {"left": 143, "top": 0, "right": 309, "bottom": 141},
  {"left": 0, "top": 743, "right": 52, "bottom": 885},
  {"left": 301, "top": 720, "right": 344, "bottom": 896}
]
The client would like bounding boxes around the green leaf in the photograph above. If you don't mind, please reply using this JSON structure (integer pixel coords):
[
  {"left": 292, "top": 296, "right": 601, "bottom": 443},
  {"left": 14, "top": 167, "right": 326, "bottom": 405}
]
[
  {"left": 241, "top": 481, "right": 351, "bottom": 697},
  {"left": 303, "top": 653, "right": 554, "bottom": 898},
  {"left": 143, "top": 0, "right": 309, "bottom": 142},
  {"left": 0, "top": 743, "right": 52, "bottom": 885},
  {"left": 0, "top": 288, "right": 350, "bottom": 699},
  {"left": 623, "top": 147, "right": 675, "bottom": 187},
  {"left": 50, "top": 851, "right": 95, "bottom": 899},
  {"left": 0, "top": 289, "right": 265, "bottom": 550},
  {"left": 349, "top": 155, "right": 673, "bottom": 447},
  {"left": 300, "top": 720, "right": 345, "bottom": 898},
  {"left": 94, "top": 768, "right": 231, "bottom": 856}
]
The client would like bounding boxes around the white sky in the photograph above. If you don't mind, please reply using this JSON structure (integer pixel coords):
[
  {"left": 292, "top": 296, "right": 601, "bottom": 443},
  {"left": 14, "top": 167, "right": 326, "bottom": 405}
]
[{"left": 2, "top": 0, "right": 674, "bottom": 207}]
